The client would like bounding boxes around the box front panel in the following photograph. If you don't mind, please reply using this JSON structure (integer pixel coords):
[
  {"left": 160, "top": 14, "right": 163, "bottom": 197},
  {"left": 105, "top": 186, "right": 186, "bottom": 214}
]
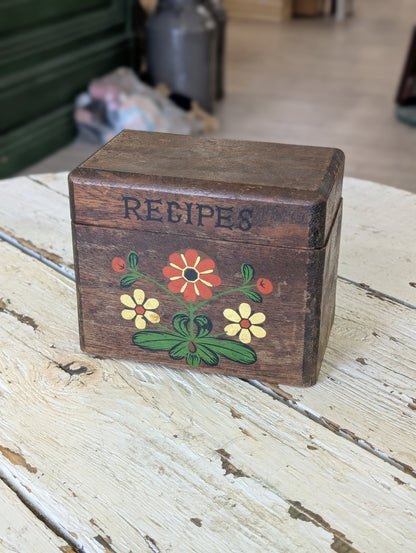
[{"left": 73, "top": 225, "right": 319, "bottom": 386}]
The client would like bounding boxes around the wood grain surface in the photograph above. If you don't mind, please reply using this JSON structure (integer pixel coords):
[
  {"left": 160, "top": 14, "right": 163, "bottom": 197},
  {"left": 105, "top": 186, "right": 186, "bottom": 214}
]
[
  {"left": 339, "top": 178, "right": 416, "bottom": 306},
  {"left": 0, "top": 172, "right": 415, "bottom": 553},
  {"left": 76, "top": 131, "right": 341, "bottom": 193},
  {"left": 0, "top": 477, "right": 70, "bottom": 552},
  {"left": 0, "top": 174, "right": 74, "bottom": 274}
]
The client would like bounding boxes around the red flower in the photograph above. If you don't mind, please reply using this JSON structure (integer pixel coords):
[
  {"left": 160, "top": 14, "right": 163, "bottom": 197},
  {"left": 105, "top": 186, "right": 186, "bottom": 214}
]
[
  {"left": 256, "top": 278, "right": 273, "bottom": 294},
  {"left": 163, "top": 249, "right": 221, "bottom": 302},
  {"left": 112, "top": 257, "right": 126, "bottom": 272}
]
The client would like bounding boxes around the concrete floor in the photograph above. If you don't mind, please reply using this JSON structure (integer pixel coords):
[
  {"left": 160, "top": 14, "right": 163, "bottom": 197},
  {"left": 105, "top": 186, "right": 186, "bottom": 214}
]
[{"left": 24, "top": 0, "right": 416, "bottom": 193}]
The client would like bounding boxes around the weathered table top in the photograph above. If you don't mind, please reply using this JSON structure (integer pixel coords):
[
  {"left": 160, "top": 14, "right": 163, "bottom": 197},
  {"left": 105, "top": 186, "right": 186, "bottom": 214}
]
[{"left": 0, "top": 172, "right": 415, "bottom": 553}]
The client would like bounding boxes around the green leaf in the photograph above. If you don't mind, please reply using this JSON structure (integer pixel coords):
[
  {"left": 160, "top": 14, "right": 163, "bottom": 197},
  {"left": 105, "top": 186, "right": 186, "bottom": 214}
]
[
  {"left": 133, "top": 330, "right": 183, "bottom": 351},
  {"left": 198, "top": 337, "right": 257, "bottom": 365},
  {"left": 120, "top": 273, "right": 138, "bottom": 288},
  {"left": 128, "top": 251, "right": 139, "bottom": 269},
  {"left": 187, "top": 352, "right": 201, "bottom": 367},
  {"left": 169, "top": 341, "right": 190, "bottom": 360},
  {"left": 196, "top": 343, "right": 219, "bottom": 366},
  {"left": 172, "top": 312, "right": 191, "bottom": 337},
  {"left": 241, "top": 263, "right": 254, "bottom": 284},
  {"left": 243, "top": 289, "right": 263, "bottom": 303},
  {"left": 194, "top": 314, "right": 213, "bottom": 338}
]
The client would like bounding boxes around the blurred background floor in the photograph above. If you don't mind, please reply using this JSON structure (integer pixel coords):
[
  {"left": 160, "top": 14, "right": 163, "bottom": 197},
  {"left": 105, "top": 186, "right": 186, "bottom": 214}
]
[{"left": 23, "top": 0, "right": 416, "bottom": 193}]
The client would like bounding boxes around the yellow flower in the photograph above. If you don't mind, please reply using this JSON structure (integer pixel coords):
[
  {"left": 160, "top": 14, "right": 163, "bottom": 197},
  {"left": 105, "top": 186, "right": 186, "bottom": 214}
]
[
  {"left": 223, "top": 302, "right": 266, "bottom": 344},
  {"left": 120, "top": 289, "right": 160, "bottom": 329}
]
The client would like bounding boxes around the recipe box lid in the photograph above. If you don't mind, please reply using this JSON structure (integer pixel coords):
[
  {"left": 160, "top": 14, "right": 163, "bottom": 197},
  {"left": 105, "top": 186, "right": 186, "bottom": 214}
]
[{"left": 69, "top": 130, "right": 344, "bottom": 250}]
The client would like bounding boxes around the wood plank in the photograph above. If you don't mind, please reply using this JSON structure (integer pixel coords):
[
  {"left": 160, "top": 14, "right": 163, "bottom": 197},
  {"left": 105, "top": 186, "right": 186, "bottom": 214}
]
[
  {"left": 275, "top": 278, "right": 416, "bottom": 471},
  {"left": 0, "top": 241, "right": 415, "bottom": 553},
  {"left": 339, "top": 177, "right": 416, "bottom": 306},
  {"left": 27, "top": 172, "right": 70, "bottom": 196},
  {"left": 0, "top": 175, "right": 73, "bottom": 272},
  {"left": 0, "top": 478, "right": 71, "bottom": 552}
]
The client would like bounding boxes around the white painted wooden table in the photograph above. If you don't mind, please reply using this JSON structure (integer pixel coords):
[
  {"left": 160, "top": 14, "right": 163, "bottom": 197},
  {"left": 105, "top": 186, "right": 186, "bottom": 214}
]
[{"left": 0, "top": 173, "right": 415, "bottom": 553}]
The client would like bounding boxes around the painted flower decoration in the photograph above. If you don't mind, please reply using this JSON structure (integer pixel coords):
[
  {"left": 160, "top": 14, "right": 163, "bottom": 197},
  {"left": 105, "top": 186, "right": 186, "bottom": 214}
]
[
  {"left": 120, "top": 289, "right": 160, "bottom": 329},
  {"left": 112, "top": 257, "right": 126, "bottom": 272},
  {"left": 223, "top": 302, "right": 266, "bottom": 344},
  {"left": 163, "top": 249, "right": 221, "bottom": 303},
  {"left": 113, "top": 249, "right": 274, "bottom": 369},
  {"left": 256, "top": 278, "right": 273, "bottom": 294}
]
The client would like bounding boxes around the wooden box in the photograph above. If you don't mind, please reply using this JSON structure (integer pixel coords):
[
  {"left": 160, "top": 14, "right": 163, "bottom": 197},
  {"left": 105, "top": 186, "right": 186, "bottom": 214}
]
[{"left": 69, "top": 130, "right": 344, "bottom": 387}]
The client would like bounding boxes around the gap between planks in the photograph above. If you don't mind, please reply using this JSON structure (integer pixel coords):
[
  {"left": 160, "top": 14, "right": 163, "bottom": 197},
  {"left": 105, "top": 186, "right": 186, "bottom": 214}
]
[
  {"left": 0, "top": 463, "right": 87, "bottom": 553},
  {"left": 338, "top": 276, "right": 416, "bottom": 311},
  {"left": 248, "top": 379, "right": 416, "bottom": 478},
  {"left": 0, "top": 229, "right": 75, "bottom": 280},
  {"left": 0, "top": 460, "right": 169, "bottom": 553},
  {"left": 0, "top": 225, "right": 415, "bottom": 481}
]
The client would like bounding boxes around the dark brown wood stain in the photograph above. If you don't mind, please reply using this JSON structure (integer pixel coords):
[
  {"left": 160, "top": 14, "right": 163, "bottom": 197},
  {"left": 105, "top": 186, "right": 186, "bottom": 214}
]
[{"left": 69, "top": 131, "right": 344, "bottom": 387}]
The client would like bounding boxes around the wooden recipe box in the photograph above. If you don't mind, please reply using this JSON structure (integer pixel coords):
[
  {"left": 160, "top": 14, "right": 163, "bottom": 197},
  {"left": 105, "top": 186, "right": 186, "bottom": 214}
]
[{"left": 69, "top": 131, "right": 344, "bottom": 387}]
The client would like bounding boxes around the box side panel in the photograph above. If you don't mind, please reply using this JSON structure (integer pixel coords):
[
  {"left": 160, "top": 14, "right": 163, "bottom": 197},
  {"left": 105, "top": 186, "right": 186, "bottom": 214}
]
[
  {"left": 316, "top": 201, "right": 343, "bottom": 373},
  {"left": 300, "top": 249, "right": 325, "bottom": 385},
  {"left": 321, "top": 149, "right": 344, "bottom": 247},
  {"left": 71, "top": 222, "right": 86, "bottom": 352},
  {"left": 301, "top": 202, "right": 343, "bottom": 385},
  {"left": 72, "top": 224, "right": 316, "bottom": 386},
  {"left": 307, "top": 148, "right": 344, "bottom": 249}
]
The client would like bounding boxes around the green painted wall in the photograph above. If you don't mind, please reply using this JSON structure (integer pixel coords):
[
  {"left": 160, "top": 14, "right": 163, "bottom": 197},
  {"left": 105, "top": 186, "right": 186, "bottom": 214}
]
[{"left": 0, "top": 0, "right": 136, "bottom": 178}]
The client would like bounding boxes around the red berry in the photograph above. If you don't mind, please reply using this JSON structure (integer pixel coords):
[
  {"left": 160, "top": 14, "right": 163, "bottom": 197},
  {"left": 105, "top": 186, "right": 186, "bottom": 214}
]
[
  {"left": 256, "top": 278, "right": 273, "bottom": 294},
  {"left": 112, "top": 257, "right": 126, "bottom": 272}
]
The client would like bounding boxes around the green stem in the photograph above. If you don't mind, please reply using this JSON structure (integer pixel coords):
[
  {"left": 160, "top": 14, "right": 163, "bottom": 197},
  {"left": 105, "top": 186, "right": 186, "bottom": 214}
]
[
  {"left": 189, "top": 300, "right": 195, "bottom": 338},
  {"left": 195, "top": 284, "right": 257, "bottom": 311},
  {"left": 156, "top": 322, "right": 179, "bottom": 335},
  {"left": 127, "top": 270, "right": 190, "bottom": 310},
  {"left": 123, "top": 268, "right": 258, "bottom": 322}
]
